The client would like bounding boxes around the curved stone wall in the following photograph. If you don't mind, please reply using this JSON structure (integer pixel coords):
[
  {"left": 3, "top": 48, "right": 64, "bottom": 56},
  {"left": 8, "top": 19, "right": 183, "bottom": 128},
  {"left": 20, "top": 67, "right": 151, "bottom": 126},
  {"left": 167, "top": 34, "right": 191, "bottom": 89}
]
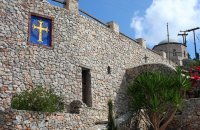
[{"left": 115, "top": 63, "right": 175, "bottom": 115}]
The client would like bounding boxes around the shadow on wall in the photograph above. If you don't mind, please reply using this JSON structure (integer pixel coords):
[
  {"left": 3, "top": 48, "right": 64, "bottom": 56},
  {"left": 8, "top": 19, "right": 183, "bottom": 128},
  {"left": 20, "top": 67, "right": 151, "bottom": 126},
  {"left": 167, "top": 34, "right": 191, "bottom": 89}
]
[{"left": 115, "top": 64, "right": 175, "bottom": 116}]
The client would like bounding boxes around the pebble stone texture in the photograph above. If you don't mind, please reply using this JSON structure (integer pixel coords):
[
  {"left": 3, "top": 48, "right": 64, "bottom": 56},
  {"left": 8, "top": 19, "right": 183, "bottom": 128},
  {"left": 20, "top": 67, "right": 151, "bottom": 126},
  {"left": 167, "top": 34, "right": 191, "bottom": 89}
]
[
  {"left": 0, "top": 108, "right": 107, "bottom": 130},
  {"left": 167, "top": 98, "right": 200, "bottom": 130},
  {"left": 0, "top": 0, "right": 177, "bottom": 129}
]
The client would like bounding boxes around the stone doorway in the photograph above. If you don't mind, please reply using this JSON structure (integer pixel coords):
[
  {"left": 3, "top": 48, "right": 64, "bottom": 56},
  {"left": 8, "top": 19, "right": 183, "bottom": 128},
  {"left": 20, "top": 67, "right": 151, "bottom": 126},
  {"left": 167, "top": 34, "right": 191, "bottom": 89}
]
[{"left": 82, "top": 68, "right": 92, "bottom": 107}]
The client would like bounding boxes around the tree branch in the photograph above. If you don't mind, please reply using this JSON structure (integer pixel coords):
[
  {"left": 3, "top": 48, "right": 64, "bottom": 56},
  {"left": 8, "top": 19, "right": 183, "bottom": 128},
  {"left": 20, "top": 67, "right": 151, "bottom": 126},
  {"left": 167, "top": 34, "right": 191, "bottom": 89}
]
[{"left": 160, "top": 108, "right": 177, "bottom": 130}]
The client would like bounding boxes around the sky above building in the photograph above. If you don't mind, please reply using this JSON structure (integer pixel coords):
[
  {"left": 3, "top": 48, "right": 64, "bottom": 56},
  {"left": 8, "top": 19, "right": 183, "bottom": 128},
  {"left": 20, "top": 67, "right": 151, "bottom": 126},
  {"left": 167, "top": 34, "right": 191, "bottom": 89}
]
[{"left": 47, "top": 0, "right": 200, "bottom": 58}]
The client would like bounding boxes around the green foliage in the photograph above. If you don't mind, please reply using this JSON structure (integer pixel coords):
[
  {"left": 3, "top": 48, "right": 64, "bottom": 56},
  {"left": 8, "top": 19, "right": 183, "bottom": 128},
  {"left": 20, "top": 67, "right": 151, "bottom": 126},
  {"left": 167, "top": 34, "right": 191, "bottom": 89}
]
[
  {"left": 175, "top": 67, "right": 191, "bottom": 91},
  {"left": 189, "top": 59, "right": 200, "bottom": 67},
  {"left": 107, "top": 100, "right": 118, "bottom": 130},
  {"left": 127, "top": 68, "right": 191, "bottom": 130},
  {"left": 11, "top": 86, "right": 64, "bottom": 112}
]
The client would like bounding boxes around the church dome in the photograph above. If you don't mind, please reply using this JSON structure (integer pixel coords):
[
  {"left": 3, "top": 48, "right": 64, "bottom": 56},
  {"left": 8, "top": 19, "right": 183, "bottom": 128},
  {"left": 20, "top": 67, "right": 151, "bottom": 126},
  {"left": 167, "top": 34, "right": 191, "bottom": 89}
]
[{"left": 158, "top": 39, "right": 179, "bottom": 45}]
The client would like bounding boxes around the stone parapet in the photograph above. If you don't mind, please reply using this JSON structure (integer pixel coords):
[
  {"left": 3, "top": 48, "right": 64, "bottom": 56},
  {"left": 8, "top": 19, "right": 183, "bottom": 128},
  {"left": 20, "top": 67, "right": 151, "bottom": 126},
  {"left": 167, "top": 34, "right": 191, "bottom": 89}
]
[
  {"left": 64, "top": 0, "right": 79, "bottom": 14},
  {"left": 107, "top": 21, "right": 120, "bottom": 33},
  {"left": 0, "top": 108, "right": 107, "bottom": 130},
  {"left": 136, "top": 38, "right": 146, "bottom": 48}
]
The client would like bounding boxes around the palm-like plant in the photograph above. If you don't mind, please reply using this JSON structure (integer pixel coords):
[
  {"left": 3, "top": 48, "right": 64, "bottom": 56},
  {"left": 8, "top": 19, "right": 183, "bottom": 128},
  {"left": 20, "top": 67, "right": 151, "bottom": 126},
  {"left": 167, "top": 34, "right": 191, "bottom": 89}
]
[{"left": 127, "top": 68, "right": 191, "bottom": 130}]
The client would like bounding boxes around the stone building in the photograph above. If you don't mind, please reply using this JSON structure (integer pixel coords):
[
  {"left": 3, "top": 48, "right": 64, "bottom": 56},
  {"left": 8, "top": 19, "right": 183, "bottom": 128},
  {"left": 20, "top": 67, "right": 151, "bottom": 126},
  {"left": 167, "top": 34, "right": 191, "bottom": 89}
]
[
  {"left": 0, "top": 0, "right": 176, "bottom": 129},
  {"left": 153, "top": 39, "right": 188, "bottom": 66}
]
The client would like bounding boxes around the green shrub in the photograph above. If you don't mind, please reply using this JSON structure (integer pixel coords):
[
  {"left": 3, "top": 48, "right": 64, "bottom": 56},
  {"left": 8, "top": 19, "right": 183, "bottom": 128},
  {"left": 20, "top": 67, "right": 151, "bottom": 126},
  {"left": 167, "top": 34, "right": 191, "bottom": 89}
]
[{"left": 11, "top": 86, "right": 64, "bottom": 112}]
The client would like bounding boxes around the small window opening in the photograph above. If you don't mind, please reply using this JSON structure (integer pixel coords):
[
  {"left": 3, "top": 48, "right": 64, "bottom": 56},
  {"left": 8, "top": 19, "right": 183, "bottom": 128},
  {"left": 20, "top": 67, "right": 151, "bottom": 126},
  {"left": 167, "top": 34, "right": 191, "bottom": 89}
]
[
  {"left": 173, "top": 49, "right": 176, "bottom": 56},
  {"left": 82, "top": 68, "right": 92, "bottom": 107},
  {"left": 107, "top": 66, "right": 111, "bottom": 74}
]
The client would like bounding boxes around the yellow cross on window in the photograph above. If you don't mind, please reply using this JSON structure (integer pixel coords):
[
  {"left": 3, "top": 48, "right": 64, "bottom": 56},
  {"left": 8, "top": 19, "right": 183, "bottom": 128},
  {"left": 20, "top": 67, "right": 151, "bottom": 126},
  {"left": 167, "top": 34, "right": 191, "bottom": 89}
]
[{"left": 32, "top": 20, "right": 49, "bottom": 42}]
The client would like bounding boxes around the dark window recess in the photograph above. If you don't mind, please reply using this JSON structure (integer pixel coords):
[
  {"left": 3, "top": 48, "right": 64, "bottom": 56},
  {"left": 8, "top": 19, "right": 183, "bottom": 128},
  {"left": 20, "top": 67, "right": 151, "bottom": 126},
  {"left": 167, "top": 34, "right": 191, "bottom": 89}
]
[
  {"left": 107, "top": 66, "right": 111, "bottom": 74},
  {"left": 173, "top": 49, "right": 176, "bottom": 56},
  {"left": 82, "top": 68, "right": 92, "bottom": 107}
]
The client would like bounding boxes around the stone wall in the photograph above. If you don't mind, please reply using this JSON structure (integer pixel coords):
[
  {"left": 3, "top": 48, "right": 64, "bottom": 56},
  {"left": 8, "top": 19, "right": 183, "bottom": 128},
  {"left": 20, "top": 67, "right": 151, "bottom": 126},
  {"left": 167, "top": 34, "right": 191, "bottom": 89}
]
[
  {"left": 0, "top": 0, "right": 176, "bottom": 129},
  {"left": 116, "top": 64, "right": 175, "bottom": 116},
  {"left": 125, "top": 64, "right": 175, "bottom": 83},
  {"left": 0, "top": 108, "right": 107, "bottom": 130},
  {"left": 168, "top": 98, "right": 200, "bottom": 130}
]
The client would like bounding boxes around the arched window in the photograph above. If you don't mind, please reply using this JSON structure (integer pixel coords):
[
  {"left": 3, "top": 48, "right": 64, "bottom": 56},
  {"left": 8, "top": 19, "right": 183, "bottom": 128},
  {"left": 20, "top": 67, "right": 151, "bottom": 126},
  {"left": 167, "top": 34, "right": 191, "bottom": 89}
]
[{"left": 173, "top": 49, "right": 176, "bottom": 56}]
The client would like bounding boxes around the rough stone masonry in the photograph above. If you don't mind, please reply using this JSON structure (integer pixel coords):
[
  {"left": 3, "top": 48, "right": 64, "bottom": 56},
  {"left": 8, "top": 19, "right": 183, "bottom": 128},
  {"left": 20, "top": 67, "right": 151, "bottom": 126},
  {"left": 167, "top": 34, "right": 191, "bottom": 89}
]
[{"left": 0, "top": 0, "right": 176, "bottom": 129}]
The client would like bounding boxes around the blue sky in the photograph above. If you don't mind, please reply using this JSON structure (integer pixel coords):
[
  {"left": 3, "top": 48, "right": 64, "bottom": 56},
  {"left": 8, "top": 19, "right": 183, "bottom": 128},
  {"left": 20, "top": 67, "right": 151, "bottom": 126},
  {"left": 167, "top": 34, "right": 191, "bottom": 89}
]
[
  {"left": 47, "top": 0, "right": 151, "bottom": 39},
  {"left": 47, "top": 0, "right": 200, "bottom": 59},
  {"left": 78, "top": 0, "right": 152, "bottom": 39}
]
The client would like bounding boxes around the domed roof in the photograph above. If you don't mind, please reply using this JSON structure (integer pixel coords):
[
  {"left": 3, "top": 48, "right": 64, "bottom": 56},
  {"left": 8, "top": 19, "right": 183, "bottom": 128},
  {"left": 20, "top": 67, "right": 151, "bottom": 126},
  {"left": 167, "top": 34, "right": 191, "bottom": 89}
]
[{"left": 159, "top": 39, "right": 179, "bottom": 45}]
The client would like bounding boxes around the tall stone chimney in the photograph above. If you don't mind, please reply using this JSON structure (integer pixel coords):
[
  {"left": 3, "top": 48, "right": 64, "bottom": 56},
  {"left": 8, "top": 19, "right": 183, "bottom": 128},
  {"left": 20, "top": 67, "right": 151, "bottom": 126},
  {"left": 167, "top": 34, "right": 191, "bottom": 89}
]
[
  {"left": 136, "top": 38, "right": 146, "bottom": 48},
  {"left": 64, "top": 0, "right": 79, "bottom": 14},
  {"left": 107, "top": 21, "right": 119, "bottom": 33}
]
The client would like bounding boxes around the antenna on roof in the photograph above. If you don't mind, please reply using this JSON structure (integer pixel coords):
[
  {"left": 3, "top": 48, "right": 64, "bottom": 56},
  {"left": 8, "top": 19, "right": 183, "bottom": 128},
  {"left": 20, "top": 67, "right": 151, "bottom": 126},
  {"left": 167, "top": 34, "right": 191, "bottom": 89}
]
[
  {"left": 167, "top": 23, "right": 170, "bottom": 44},
  {"left": 167, "top": 23, "right": 170, "bottom": 63}
]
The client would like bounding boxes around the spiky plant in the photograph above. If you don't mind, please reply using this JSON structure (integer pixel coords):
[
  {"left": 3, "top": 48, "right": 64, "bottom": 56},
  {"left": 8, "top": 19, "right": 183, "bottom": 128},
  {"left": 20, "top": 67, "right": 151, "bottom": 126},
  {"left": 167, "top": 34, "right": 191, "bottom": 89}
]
[
  {"left": 127, "top": 68, "right": 191, "bottom": 130},
  {"left": 107, "top": 100, "right": 118, "bottom": 130}
]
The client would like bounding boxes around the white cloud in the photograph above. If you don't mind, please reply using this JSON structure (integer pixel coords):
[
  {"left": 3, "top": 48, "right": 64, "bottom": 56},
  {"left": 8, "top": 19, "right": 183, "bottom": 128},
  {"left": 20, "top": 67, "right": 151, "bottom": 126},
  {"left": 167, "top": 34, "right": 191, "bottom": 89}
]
[{"left": 131, "top": 0, "right": 200, "bottom": 50}]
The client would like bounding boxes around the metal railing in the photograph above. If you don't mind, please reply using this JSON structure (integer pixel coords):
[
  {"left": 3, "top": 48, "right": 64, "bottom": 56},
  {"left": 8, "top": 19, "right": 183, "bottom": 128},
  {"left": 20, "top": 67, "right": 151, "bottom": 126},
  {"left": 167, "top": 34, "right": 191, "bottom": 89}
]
[
  {"left": 52, "top": 0, "right": 138, "bottom": 43},
  {"left": 79, "top": 9, "right": 138, "bottom": 43},
  {"left": 79, "top": 9, "right": 108, "bottom": 27},
  {"left": 52, "top": 0, "right": 65, "bottom": 4}
]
